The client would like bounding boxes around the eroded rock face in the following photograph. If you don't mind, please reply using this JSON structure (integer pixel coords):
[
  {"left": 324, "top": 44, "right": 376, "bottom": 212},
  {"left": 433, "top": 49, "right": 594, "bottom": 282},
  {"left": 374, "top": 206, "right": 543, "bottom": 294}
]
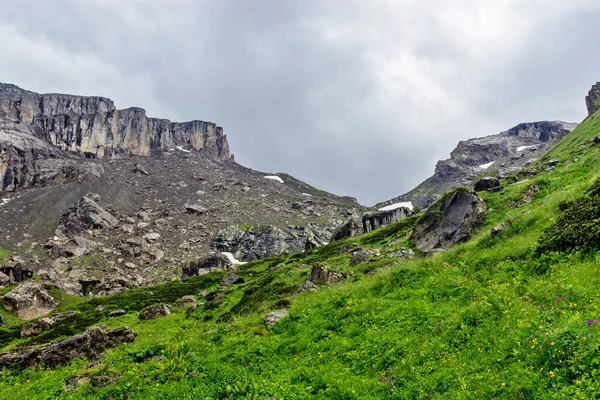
[
  {"left": 412, "top": 189, "right": 486, "bottom": 253},
  {"left": 2, "top": 282, "right": 58, "bottom": 320},
  {"left": 0, "top": 83, "right": 230, "bottom": 160},
  {"left": 0, "top": 326, "right": 135, "bottom": 369},
  {"left": 586, "top": 82, "right": 600, "bottom": 116}
]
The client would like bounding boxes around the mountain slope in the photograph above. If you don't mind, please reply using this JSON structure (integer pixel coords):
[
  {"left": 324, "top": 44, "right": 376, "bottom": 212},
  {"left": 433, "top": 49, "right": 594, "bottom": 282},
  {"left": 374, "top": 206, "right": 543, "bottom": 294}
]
[
  {"left": 1, "top": 88, "right": 600, "bottom": 398},
  {"left": 379, "top": 121, "right": 577, "bottom": 209}
]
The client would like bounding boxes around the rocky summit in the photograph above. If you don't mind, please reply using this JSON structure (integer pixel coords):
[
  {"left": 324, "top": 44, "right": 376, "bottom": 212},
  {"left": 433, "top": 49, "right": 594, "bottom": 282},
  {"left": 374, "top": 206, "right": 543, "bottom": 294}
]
[{"left": 379, "top": 120, "right": 577, "bottom": 209}]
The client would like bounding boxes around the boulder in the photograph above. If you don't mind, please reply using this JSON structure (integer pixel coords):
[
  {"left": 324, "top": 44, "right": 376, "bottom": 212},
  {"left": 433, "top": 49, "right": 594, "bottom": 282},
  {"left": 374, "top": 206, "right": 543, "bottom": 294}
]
[
  {"left": 221, "top": 273, "right": 244, "bottom": 285},
  {"left": 108, "top": 310, "right": 127, "bottom": 318},
  {"left": 49, "top": 236, "right": 98, "bottom": 258},
  {"left": 2, "top": 282, "right": 58, "bottom": 320},
  {"left": 184, "top": 204, "right": 208, "bottom": 215},
  {"left": 296, "top": 280, "right": 318, "bottom": 292},
  {"left": 13, "top": 263, "right": 34, "bottom": 282},
  {"left": 265, "top": 310, "right": 289, "bottom": 326},
  {"left": 0, "top": 327, "right": 135, "bottom": 369},
  {"left": 138, "top": 304, "right": 170, "bottom": 320},
  {"left": 20, "top": 318, "right": 55, "bottom": 337},
  {"left": 0, "top": 271, "right": 10, "bottom": 288},
  {"left": 172, "top": 295, "right": 197, "bottom": 307},
  {"left": 491, "top": 220, "right": 510, "bottom": 237},
  {"left": 182, "top": 253, "right": 234, "bottom": 278},
  {"left": 330, "top": 219, "right": 360, "bottom": 242},
  {"left": 56, "top": 195, "right": 118, "bottom": 237},
  {"left": 350, "top": 250, "right": 371, "bottom": 265},
  {"left": 134, "top": 163, "right": 150, "bottom": 175},
  {"left": 474, "top": 177, "right": 500, "bottom": 192},
  {"left": 412, "top": 188, "right": 486, "bottom": 253},
  {"left": 308, "top": 264, "right": 342, "bottom": 284}
]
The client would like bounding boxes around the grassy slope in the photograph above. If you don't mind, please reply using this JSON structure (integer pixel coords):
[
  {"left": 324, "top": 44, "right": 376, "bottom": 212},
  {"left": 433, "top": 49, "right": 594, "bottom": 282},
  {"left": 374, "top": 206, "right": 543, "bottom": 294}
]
[{"left": 3, "top": 114, "right": 600, "bottom": 398}]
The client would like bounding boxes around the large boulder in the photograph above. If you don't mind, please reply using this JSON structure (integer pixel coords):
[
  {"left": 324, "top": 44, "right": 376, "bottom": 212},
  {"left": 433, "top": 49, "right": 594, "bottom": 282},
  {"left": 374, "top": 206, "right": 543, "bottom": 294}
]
[
  {"left": 56, "top": 195, "right": 118, "bottom": 237},
  {"left": 0, "top": 327, "right": 135, "bottom": 369},
  {"left": 308, "top": 264, "right": 342, "bottom": 284},
  {"left": 210, "top": 225, "right": 289, "bottom": 262},
  {"left": 138, "top": 304, "right": 170, "bottom": 320},
  {"left": 330, "top": 219, "right": 360, "bottom": 242},
  {"left": 2, "top": 282, "right": 58, "bottom": 320},
  {"left": 473, "top": 177, "right": 500, "bottom": 192},
  {"left": 412, "top": 188, "right": 486, "bottom": 253},
  {"left": 182, "top": 253, "right": 234, "bottom": 278}
]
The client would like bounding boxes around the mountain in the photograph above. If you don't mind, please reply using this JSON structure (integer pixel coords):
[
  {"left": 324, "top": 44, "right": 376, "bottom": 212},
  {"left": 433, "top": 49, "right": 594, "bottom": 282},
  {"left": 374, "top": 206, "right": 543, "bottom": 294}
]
[
  {"left": 1, "top": 81, "right": 600, "bottom": 399},
  {"left": 0, "top": 83, "right": 365, "bottom": 296},
  {"left": 378, "top": 121, "right": 577, "bottom": 209}
]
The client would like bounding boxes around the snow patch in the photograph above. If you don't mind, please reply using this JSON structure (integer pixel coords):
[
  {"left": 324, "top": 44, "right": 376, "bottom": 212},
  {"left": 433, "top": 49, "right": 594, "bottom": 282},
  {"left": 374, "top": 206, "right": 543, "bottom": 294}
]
[
  {"left": 517, "top": 145, "right": 536, "bottom": 152},
  {"left": 302, "top": 193, "right": 312, "bottom": 197},
  {"left": 264, "top": 175, "right": 284, "bottom": 183},
  {"left": 479, "top": 161, "right": 495, "bottom": 170},
  {"left": 176, "top": 146, "right": 191, "bottom": 153},
  {"left": 220, "top": 252, "right": 247, "bottom": 265},
  {"left": 378, "top": 201, "right": 414, "bottom": 212}
]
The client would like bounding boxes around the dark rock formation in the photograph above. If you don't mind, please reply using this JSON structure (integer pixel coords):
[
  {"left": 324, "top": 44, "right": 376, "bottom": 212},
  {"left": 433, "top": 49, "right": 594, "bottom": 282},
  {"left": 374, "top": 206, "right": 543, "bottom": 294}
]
[
  {"left": 182, "top": 253, "right": 234, "bottom": 278},
  {"left": 221, "top": 273, "right": 244, "bottom": 285},
  {"left": 363, "top": 207, "right": 411, "bottom": 233},
  {"left": 586, "top": 82, "right": 600, "bottom": 116},
  {"left": 0, "top": 326, "right": 135, "bottom": 369},
  {"left": 2, "top": 282, "right": 58, "bottom": 320},
  {"left": 380, "top": 121, "right": 576, "bottom": 209},
  {"left": 474, "top": 177, "right": 500, "bottom": 192},
  {"left": 412, "top": 188, "right": 486, "bottom": 253},
  {"left": 0, "top": 83, "right": 230, "bottom": 160},
  {"left": 13, "top": 263, "right": 34, "bottom": 282},
  {"left": 330, "top": 219, "right": 360, "bottom": 242},
  {"left": 138, "top": 304, "right": 170, "bottom": 320}
]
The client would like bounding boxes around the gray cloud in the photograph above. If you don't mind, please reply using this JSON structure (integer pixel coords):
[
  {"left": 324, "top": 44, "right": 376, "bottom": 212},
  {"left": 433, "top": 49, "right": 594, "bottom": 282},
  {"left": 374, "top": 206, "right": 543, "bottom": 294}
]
[{"left": 0, "top": 0, "right": 599, "bottom": 204}]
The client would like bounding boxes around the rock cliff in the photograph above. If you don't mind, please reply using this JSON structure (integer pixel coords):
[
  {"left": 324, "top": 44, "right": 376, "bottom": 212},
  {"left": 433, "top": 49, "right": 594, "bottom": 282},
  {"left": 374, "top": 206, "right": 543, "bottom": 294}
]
[
  {"left": 0, "top": 83, "right": 229, "bottom": 159},
  {"left": 379, "top": 121, "right": 577, "bottom": 208},
  {"left": 586, "top": 82, "right": 600, "bottom": 116}
]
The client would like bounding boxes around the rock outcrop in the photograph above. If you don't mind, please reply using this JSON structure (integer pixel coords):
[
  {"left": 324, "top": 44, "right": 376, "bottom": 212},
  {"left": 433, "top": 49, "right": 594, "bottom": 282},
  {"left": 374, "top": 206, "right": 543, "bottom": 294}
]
[
  {"left": 138, "top": 304, "right": 171, "bottom": 320},
  {"left": 308, "top": 264, "right": 343, "bottom": 284},
  {"left": 412, "top": 188, "right": 486, "bottom": 253},
  {"left": 379, "top": 121, "right": 576, "bottom": 208},
  {"left": 2, "top": 282, "right": 58, "bottom": 320},
  {"left": 0, "top": 83, "right": 230, "bottom": 160},
  {"left": 55, "top": 194, "right": 118, "bottom": 237},
  {"left": 0, "top": 327, "right": 135, "bottom": 369},
  {"left": 586, "top": 82, "right": 600, "bottom": 116},
  {"left": 362, "top": 207, "right": 411, "bottom": 233}
]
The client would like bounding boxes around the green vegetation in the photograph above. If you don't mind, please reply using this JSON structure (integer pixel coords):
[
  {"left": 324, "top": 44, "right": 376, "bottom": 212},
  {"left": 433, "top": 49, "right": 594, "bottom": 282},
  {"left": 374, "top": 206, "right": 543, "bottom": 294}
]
[{"left": 3, "top": 111, "right": 600, "bottom": 398}]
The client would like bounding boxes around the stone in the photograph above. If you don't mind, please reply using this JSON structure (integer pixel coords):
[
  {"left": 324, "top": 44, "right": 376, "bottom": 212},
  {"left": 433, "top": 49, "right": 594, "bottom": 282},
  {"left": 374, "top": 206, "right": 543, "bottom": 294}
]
[
  {"left": 296, "top": 280, "right": 318, "bottom": 292},
  {"left": 2, "top": 282, "right": 58, "bottom": 320},
  {"left": 265, "top": 310, "right": 289, "bottom": 326},
  {"left": 13, "top": 263, "right": 34, "bottom": 282},
  {"left": 331, "top": 219, "right": 360, "bottom": 242},
  {"left": 108, "top": 310, "right": 127, "bottom": 318},
  {"left": 509, "top": 185, "right": 539, "bottom": 208},
  {"left": 491, "top": 220, "right": 510, "bottom": 237},
  {"left": 172, "top": 295, "right": 197, "bottom": 307},
  {"left": 138, "top": 304, "right": 170, "bottom": 320},
  {"left": 387, "top": 247, "right": 415, "bottom": 260},
  {"left": 350, "top": 250, "right": 371, "bottom": 265},
  {"left": 56, "top": 196, "right": 118, "bottom": 237},
  {"left": 308, "top": 264, "right": 342, "bottom": 284},
  {"left": 0, "top": 327, "right": 135, "bottom": 369},
  {"left": 474, "top": 177, "right": 501, "bottom": 192},
  {"left": 182, "top": 253, "right": 234, "bottom": 278},
  {"left": 134, "top": 163, "right": 150, "bottom": 175},
  {"left": 20, "top": 318, "right": 55, "bottom": 337},
  {"left": 184, "top": 204, "right": 208, "bottom": 215},
  {"left": 221, "top": 273, "right": 244, "bottom": 285},
  {"left": 143, "top": 232, "right": 161, "bottom": 241},
  {"left": 412, "top": 188, "right": 486, "bottom": 253},
  {"left": 0, "top": 271, "right": 9, "bottom": 288}
]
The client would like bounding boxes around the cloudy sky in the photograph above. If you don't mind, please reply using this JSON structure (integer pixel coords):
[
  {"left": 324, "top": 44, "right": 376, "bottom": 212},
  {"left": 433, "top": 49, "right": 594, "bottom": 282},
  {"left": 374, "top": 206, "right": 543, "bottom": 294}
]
[{"left": 1, "top": 0, "right": 599, "bottom": 205}]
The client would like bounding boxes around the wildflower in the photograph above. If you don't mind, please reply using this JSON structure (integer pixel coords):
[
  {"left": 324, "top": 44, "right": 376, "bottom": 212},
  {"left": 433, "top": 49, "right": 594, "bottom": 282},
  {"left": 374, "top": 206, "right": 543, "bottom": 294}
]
[
  {"left": 556, "top": 298, "right": 563, "bottom": 302},
  {"left": 549, "top": 371, "right": 555, "bottom": 377},
  {"left": 587, "top": 320, "right": 595, "bottom": 326}
]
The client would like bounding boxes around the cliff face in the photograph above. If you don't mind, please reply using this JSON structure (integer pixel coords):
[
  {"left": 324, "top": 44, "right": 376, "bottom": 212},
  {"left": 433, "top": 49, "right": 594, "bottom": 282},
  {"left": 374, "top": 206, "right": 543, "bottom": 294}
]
[
  {"left": 0, "top": 83, "right": 230, "bottom": 159},
  {"left": 586, "top": 82, "right": 600, "bottom": 116},
  {"left": 379, "top": 121, "right": 577, "bottom": 209}
]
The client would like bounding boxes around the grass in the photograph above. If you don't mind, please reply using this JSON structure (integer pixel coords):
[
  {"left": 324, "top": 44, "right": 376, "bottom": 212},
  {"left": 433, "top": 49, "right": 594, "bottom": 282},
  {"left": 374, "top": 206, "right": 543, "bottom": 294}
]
[{"left": 2, "top": 111, "right": 600, "bottom": 398}]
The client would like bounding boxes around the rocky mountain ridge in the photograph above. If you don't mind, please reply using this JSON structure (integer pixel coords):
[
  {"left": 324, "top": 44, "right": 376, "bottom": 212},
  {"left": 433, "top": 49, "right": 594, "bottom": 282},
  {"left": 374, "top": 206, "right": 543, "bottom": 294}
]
[
  {"left": 0, "top": 83, "right": 229, "bottom": 161},
  {"left": 379, "top": 120, "right": 577, "bottom": 209}
]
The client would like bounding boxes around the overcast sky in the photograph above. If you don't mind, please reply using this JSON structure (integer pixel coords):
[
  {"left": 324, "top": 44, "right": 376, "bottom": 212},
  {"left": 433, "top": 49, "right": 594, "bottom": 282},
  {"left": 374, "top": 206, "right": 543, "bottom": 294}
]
[{"left": 1, "top": 0, "right": 599, "bottom": 205}]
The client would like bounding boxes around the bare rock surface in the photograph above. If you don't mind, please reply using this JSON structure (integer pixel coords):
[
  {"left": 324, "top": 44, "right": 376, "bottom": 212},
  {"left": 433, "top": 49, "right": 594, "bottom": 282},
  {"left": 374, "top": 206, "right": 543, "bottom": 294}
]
[
  {"left": 0, "top": 326, "right": 135, "bottom": 369},
  {"left": 308, "top": 264, "right": 342, "bottom": 284},
  {"left": 265, "top": 310, "right": 289, "bottom": 326},
  {"left": 2, "top": 282, "right": 58, "bottom": 320},
  {"left": 138, "top": 304, "right": 170, "bottom": 320},
  {"left": 412, "top": 189, "right": 486, "bottom": 253}
]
